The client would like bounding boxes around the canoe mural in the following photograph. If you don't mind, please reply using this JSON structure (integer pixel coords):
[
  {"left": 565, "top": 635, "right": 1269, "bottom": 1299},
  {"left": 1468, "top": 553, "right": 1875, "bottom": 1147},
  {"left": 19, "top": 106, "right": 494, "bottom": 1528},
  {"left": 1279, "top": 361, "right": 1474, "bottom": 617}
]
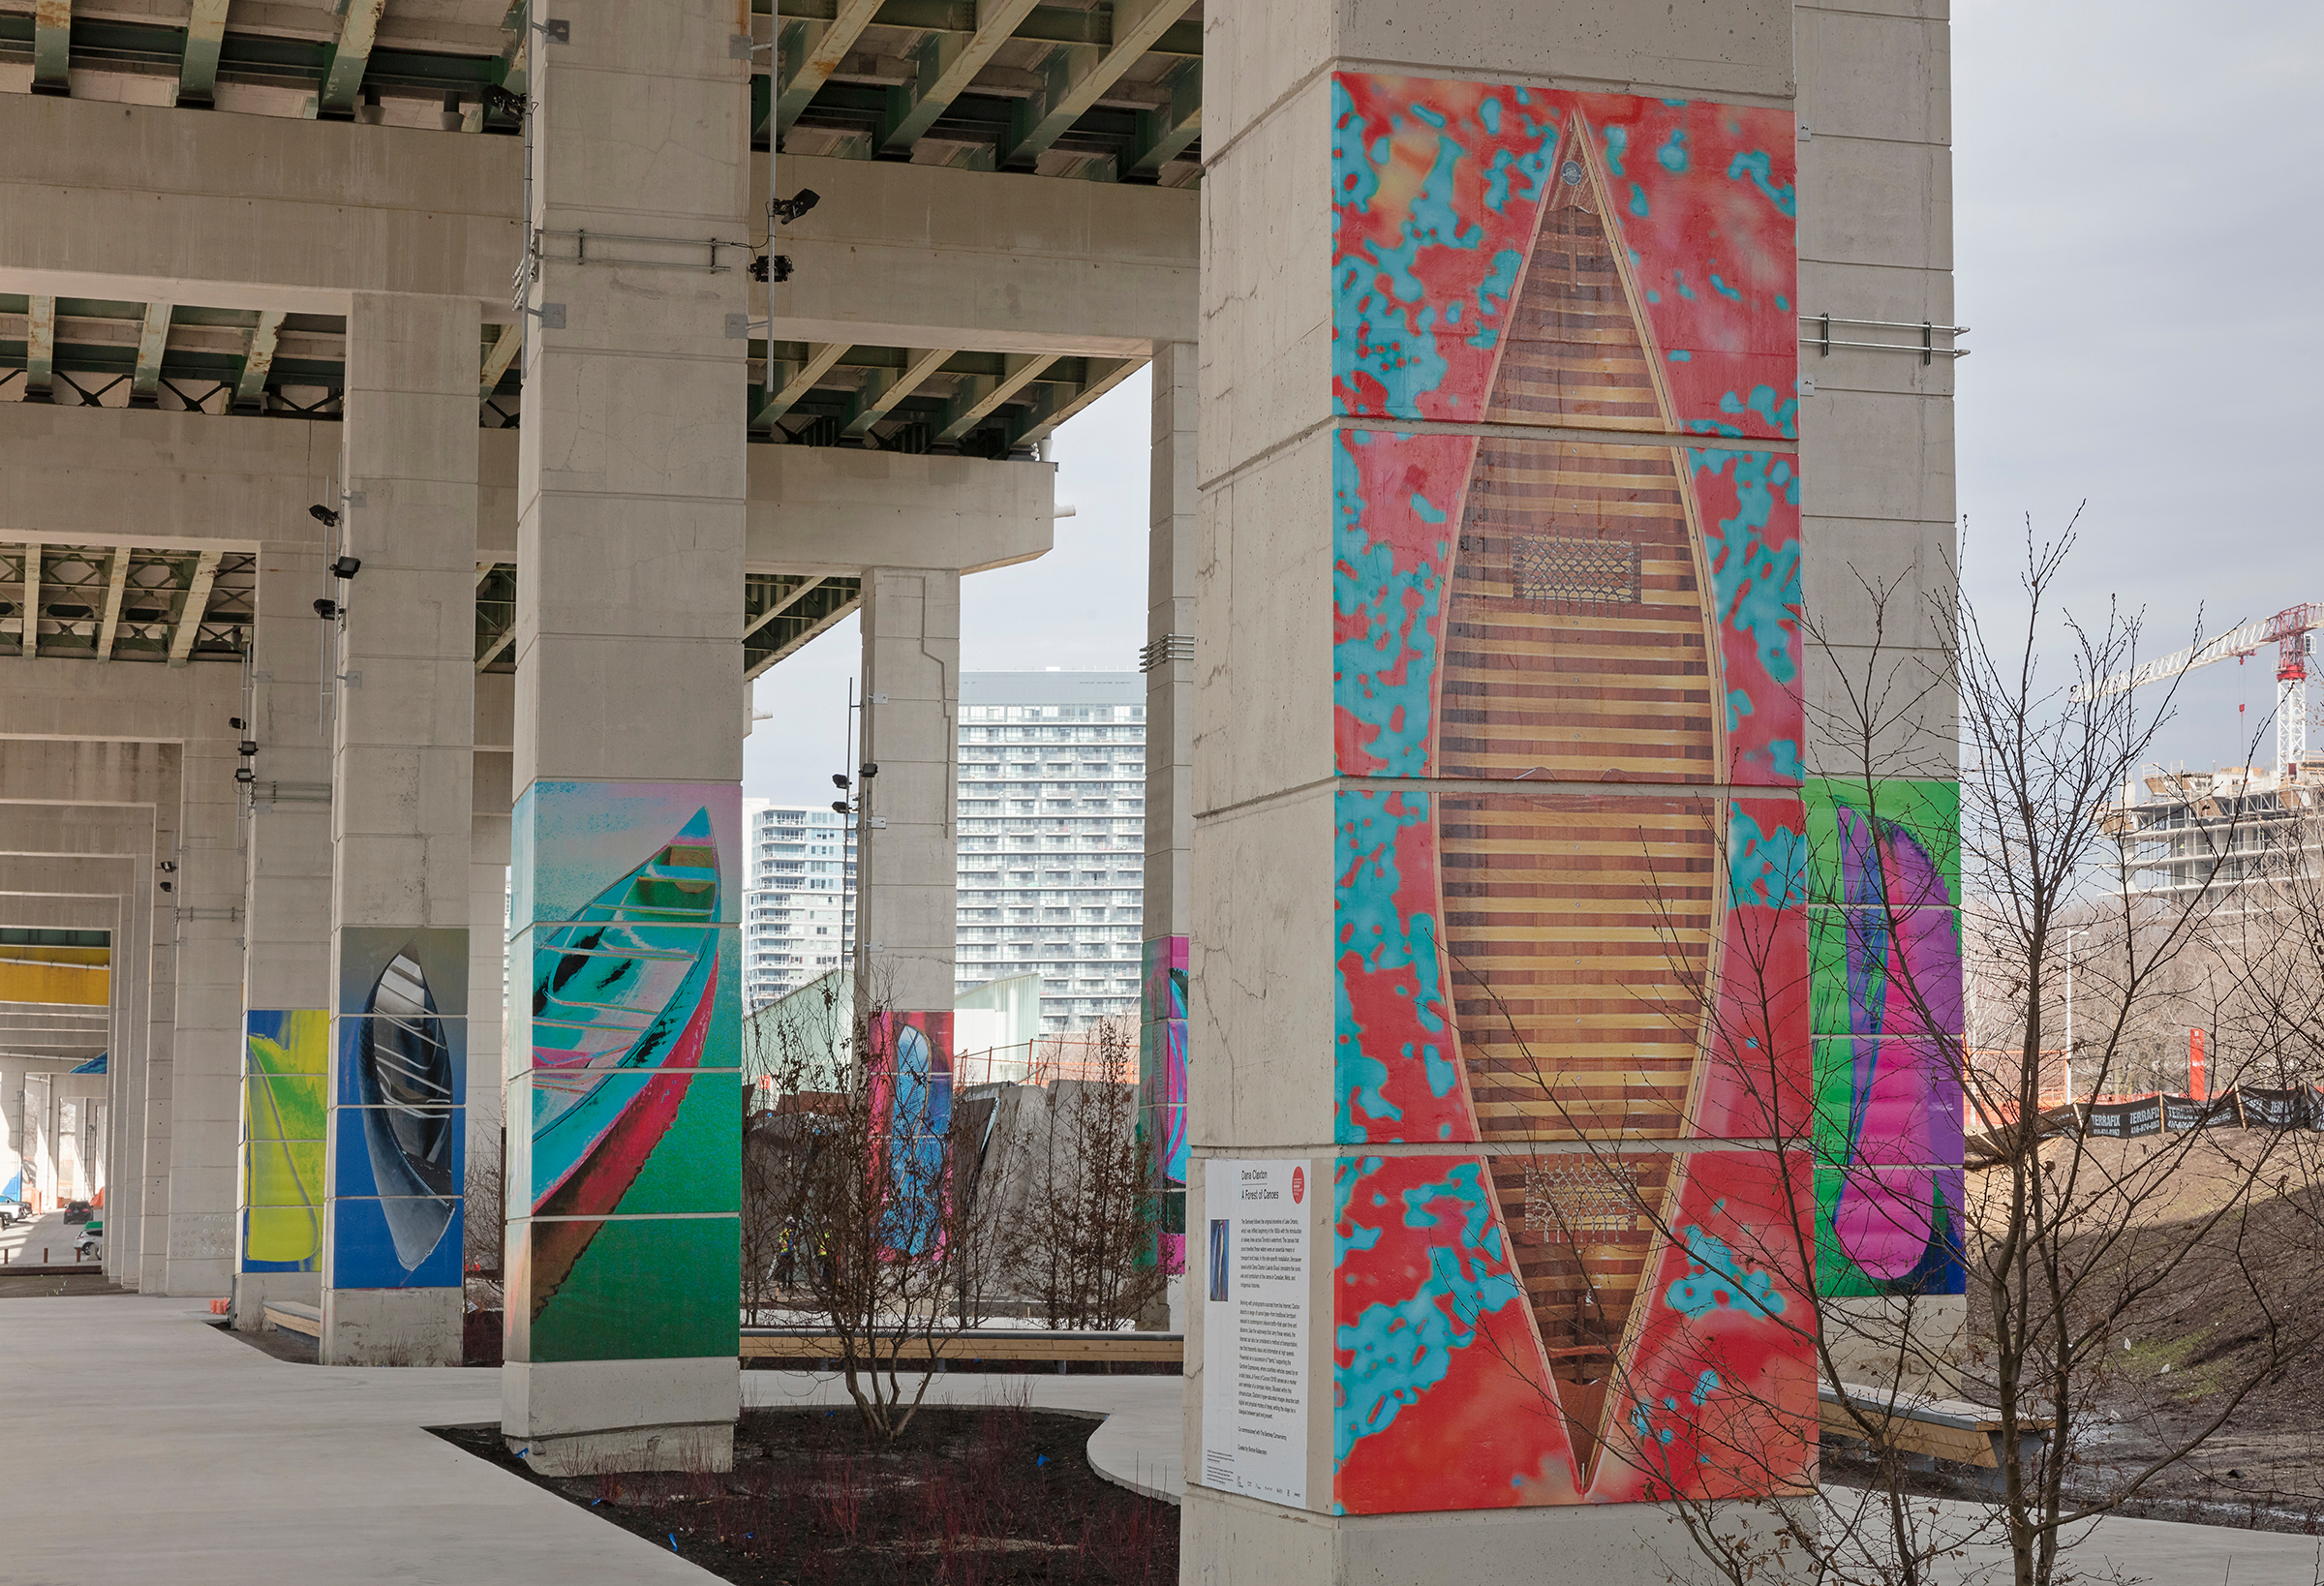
[
  {"left": 509, "top": 782, "right": 741, "bottom": 1362},
  {"left": 1326, "top": 76, "right": 1818, "bottom": 1511},
  {"left": 329, "top": 928, "right": 467, "bottom": 1289}
]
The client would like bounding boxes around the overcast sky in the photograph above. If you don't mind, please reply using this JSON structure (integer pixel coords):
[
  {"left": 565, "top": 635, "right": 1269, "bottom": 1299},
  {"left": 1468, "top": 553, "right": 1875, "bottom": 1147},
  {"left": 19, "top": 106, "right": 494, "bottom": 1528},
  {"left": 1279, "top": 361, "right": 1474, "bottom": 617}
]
[{"left": 749, "top": 3, "right": 2324, "bottom": 803}]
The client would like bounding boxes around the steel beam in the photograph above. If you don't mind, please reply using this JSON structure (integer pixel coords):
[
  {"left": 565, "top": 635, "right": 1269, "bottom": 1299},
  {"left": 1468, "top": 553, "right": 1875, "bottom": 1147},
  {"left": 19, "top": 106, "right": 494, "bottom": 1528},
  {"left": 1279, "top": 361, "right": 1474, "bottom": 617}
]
[
  {"left": 231, "top": 310, "right": 285, "bottom": 407},
  {"left": 753, "top": 341, "right": 850, "bottom": 427},
  {"left": 316, "top": 0, "right": 387, "bottom": 115},
  {"left": 1004, "top": 0, "right": 1194, "bottom": 166},
  {"left": 842, "top": 346, "right": 953, "bottom": 437},
  {"left": 935, "top": 352, "right": 1055, "bottom": 442},
  {"left": 1016, "top": 355, "right": 1142, "bottom": 446},
  {"left": 877, "top": 0, "right": 1041, "bottom": 155},
  {"left": 31, "top": 0, "right": 71, "bottom": 93},
  {"left": 178, "top": 0, "right": 230, "bottom": 105},
  {"left": 25, "top": 297, "right": 57, "bottom": 394},
  {"left": 478, "top": 320, "right": 521, "bottom": 398},
  {"left": 745, "top": 575, "right": 827, "bottom": 638},
  {"left": 130, "top": 303, "right": 172, "bottom": 397},
  {"left": 18, "top": 543, "right": 41, "bottom": 657},
  {"left": 94, "top": 547, "right": 128, "bottom": 660},
  {"left": 166, "top": 550, "right": 220, "bottom": 667},
  {"left": 1126, "top": 59, "right": 1200, "bottom": 172},
  {"left": 773, "top": 0, "right": 883, "bottom": 137}
]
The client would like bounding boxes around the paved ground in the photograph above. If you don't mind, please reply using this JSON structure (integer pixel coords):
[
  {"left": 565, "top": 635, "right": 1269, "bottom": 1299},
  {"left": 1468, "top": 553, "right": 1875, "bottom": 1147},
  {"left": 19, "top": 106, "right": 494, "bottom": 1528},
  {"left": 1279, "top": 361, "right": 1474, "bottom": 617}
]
[
  {"left": 7, "top": 1292, "right": 2318, "bottom": 1585},
  {"left": 0, "top": 1210, "right": 93, "bottom": 1268}
]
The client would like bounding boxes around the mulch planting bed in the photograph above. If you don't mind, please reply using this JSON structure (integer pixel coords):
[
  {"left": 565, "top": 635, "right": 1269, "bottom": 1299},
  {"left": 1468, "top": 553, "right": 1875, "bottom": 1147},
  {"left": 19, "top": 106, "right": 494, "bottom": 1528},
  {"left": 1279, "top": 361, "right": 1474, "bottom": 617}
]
[{"left": 432, "top": 1403, "right": 1177, "bottom": 1586}]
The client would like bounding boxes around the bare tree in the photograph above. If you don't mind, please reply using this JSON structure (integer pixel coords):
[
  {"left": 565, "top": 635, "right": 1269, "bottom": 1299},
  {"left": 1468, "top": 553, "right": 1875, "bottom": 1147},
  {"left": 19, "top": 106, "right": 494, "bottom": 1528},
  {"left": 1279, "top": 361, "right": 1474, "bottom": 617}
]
[
  {"left": 749, "top": 972, "right": 1013, "bottom": 1442},
  {"left": 998, "top": 1021, "right": 1167, "bottom": 1330},
  {"left": 1438, "top": 520, "right": 2324, "bottom": 1585}
]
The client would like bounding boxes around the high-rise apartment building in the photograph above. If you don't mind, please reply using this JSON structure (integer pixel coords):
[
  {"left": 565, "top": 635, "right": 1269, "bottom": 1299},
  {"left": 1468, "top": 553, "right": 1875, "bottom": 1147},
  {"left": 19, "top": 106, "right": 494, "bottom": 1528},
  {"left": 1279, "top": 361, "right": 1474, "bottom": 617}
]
[
  {"left": 741, "top": 800, "right": 857, "bottom": 1010},
  {"left": 955, "top": 672, "right": 1146, "bottom": 1032}
]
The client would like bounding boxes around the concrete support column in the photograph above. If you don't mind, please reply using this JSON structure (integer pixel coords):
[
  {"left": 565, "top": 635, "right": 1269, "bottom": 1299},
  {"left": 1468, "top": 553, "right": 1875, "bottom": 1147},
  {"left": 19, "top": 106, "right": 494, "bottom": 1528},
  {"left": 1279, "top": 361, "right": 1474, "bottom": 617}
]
[
  {"left": 469, "top": 747, "right": 511, "bottom": 1269},
  {"left": 1139, "top": 342, "right": 1194, "bottom": 1296},
  {"left": 503, "top": 0, "right": 748, "bottom": 1473},
  {"left": 1189, "top": 12, "right": 1814, "bottom": 1578},
  {"left": 162, "top": 735, "right": 244, "bottom": 1296},
  {"left": 857, "top": 567, "right": 960, "bottom": 1019},
  {"left": 323, "top": 291, "right": 478, "bottom": 1365},
  {"left": 235, "top": 535, "right": 335, "bottom": 1324},
  {"left": 1795, "top": 0, "right": 1967, "bottom": 1391},
  {"left": 138, "top": 761, "right": 182, "bottom": 1293}
]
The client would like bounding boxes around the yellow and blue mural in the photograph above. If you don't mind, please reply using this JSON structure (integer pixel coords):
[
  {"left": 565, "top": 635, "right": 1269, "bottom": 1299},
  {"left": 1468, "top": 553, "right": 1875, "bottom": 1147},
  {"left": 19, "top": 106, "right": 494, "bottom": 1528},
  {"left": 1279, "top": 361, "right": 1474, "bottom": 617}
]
[{"left": 242, "top": 1009, "right": 328, "bottom": 1272}]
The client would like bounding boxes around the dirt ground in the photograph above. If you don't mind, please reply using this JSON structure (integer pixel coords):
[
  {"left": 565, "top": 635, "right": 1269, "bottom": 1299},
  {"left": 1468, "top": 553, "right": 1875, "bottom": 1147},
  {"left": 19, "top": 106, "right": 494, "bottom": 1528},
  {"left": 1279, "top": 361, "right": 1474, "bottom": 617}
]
[
  {"left": 433, "top": 1404, "right": 1177, "bottom": 1586},
  {"left": 1961, "top": 1128, "right": 2324, "bottom": 1534}
]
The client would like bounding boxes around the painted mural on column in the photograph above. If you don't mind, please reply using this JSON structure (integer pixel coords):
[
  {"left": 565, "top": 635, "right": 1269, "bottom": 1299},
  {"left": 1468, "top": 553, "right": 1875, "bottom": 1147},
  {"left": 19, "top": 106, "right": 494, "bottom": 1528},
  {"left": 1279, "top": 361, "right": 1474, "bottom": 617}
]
[
  {"left": 330, "top": 929, "right": 468, "bottom": 1288},
  {"left": 242, "top": 1009, "right": 329, "bottom": 1272},
  {"left": 1324, "top": 76, "right": 1814, "bottom": 1511},
  {"left": 867, "top": 1009, "right": 956, "bottom": 1259},
  {"left": 1139, "top": 934, "right": 1188, "bottom": 1271},
  {"left": 506, "top": 782, "right": 741, "bottom": 1364},
  {"left": 1803, "top": 778, "right": 1966, "bottom": 1296}
]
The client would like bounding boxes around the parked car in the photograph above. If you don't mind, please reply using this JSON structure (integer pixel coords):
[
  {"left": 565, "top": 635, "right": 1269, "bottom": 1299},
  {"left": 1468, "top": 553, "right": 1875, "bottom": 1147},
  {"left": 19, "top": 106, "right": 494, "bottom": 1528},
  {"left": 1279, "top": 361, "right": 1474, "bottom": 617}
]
[
  {"left": 74, "top": 1221, "right": 104, "bottom": 1262},
  {"left": 0, "top": 1194, "right": 24, "bottom": 1227},
  {"left": 62, "top": 1201, "right": 92, "bottom": 1226}
]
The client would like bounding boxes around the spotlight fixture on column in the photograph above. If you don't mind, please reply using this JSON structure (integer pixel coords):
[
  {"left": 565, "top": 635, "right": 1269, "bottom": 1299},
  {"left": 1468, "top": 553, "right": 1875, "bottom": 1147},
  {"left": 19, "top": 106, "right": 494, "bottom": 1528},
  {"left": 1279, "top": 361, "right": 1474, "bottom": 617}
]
[
  {"left": 831, "top": 773, "right": 850, "bottom": 789},
  {"left": 158, "top": 861, "right": 176, "bottom": 873},
  {"left": 229, "top": 717, "right": 246, "bottom": 731},
  {"left": 859, "top": 762, "right": 878, "bottom": 779},
  {"left": 749, "top": 255, "right": 793, "bottom": 285},
  {"left": 235, "top": 767, "right": 256, "bottom": 784},
  {"left": 830, "top": 800, "right": 849, "bottom": 815},
  {"left": 330, "top": 556, "right": 362, "bottom": 580},
  {"left": 238, "top": 740, "right": 258, "bottom": 757},
  {"left": 772, "top": 190, "right": 820, "bottom": 225},
  {"left": 159, "top": 880, "right": 173, "bottom": 893},
  {"left": 309, "top": 504, "right": 341, "bottom": 528},
  {"left": 314, "top": 597, "right": 340, "bottom": 620}
]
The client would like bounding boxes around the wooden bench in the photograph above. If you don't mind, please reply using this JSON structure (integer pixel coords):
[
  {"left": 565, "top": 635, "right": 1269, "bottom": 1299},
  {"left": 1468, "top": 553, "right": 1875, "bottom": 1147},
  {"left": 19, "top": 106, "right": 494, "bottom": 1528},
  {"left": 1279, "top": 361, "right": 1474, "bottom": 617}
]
[
  {"left": 261, "top": 1299, "right": 322, "bottom": 1338},
  {"left": 740, "top": 1328, "right": 1182, "bottom": 1365},
  {"left": 1819, "top": 1381, "right": 2052, "bottom": 1492}
]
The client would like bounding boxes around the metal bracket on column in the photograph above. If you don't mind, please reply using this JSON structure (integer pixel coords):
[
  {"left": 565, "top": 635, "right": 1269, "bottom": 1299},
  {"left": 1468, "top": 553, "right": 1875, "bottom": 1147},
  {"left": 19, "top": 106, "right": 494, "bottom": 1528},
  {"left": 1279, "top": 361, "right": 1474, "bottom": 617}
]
[
  {"left": 530, "top": 229, "right": 749, "bottom": 275},
  {"left": 1138, "top": 633, "right": 1194, "bottom": 673},
  {"left": 535, "top": 17, "right": 569, "bottom": 43},
  {"left": 725, "top": 314, "right": 753, "bottom": 339},
  {"left": 1797, "top": 316, "right": 1970, "bottom": 361},
  {"left": 730, "top": 32, "right": 772, "bottom": 57},
  {"left": 250, "top": 781, "right": 333, "bottom": 807}
]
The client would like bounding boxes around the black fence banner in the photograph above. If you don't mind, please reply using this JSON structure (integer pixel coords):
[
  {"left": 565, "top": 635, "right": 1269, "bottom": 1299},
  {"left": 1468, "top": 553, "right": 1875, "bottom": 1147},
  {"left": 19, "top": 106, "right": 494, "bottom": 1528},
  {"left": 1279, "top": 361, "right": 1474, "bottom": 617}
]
[
  {"left": 2083, "top": 1096, "right": 2164, "bottom": 1138},
  {"left": 2161, "top": 1093, "right": 2240, "bottom": 1132},
  {"left": 2237, "top": 1087, "right": 2320, "bottom": 1129}
]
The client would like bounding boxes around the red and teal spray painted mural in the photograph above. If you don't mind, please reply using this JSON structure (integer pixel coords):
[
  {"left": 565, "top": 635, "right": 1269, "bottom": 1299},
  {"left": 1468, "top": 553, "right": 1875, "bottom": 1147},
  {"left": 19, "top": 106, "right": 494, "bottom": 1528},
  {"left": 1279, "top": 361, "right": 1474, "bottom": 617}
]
[
  {"left": 1326, "top": 74, "right": 1821, "bottom": 1512},
  {"left": 1139, "top": 934, "right": 1189, "bottom": 1272}
]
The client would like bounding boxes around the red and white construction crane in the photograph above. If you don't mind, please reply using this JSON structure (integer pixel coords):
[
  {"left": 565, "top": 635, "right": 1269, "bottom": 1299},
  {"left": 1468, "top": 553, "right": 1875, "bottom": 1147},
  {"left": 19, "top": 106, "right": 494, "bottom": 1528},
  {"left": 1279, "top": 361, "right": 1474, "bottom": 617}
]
[{"left": 2075, "top": 602, "right": 2322, "bottom": 773}]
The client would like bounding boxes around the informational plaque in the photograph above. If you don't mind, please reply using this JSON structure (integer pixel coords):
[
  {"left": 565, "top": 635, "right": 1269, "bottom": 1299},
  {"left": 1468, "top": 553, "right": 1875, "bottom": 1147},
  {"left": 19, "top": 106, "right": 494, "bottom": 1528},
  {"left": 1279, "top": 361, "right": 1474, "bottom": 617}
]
[{"left": 1198, "top": 1158, "right": 1310, "bottom": 1507}]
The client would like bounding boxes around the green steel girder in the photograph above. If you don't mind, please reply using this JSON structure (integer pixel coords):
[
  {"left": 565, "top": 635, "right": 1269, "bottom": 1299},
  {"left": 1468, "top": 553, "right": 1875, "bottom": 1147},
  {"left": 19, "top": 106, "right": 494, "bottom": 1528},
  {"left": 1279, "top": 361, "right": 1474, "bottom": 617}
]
[
  {"left": 746, "top": 574, "right": 862, "bottom": 679},
  {"left": 30, "top": 0, "right": 70, "bottom": 91},
  {"left": 4, "top": 545, "right": 253, "bottom": 662},
  {"left": 762, "top": 0, "right": 1202, "bottom": 58},
  {"left": 315, "top": 0, "right": 386, "bottom": 115},
  {"left": 178, "top": 0, "right": 229, "bottom": 103}
]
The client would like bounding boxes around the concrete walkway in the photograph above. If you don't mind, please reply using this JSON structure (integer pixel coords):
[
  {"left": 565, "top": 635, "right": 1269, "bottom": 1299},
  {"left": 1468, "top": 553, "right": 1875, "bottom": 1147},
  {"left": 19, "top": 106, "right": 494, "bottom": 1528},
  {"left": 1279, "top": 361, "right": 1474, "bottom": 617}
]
[
  {"left": 0, "top": 1210, "right": 87, "bottom": 1267},
  {"left": 7, "top": 1293, "right": 2316, "bottom": 1586}
]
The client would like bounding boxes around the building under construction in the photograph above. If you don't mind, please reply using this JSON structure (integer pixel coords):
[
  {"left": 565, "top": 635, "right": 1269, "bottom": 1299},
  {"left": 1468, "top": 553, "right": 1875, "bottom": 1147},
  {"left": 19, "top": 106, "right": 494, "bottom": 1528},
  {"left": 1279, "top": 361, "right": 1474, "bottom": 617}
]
[{"left": 2102, "top": 758, "right": 2324, "bottom": 901}]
